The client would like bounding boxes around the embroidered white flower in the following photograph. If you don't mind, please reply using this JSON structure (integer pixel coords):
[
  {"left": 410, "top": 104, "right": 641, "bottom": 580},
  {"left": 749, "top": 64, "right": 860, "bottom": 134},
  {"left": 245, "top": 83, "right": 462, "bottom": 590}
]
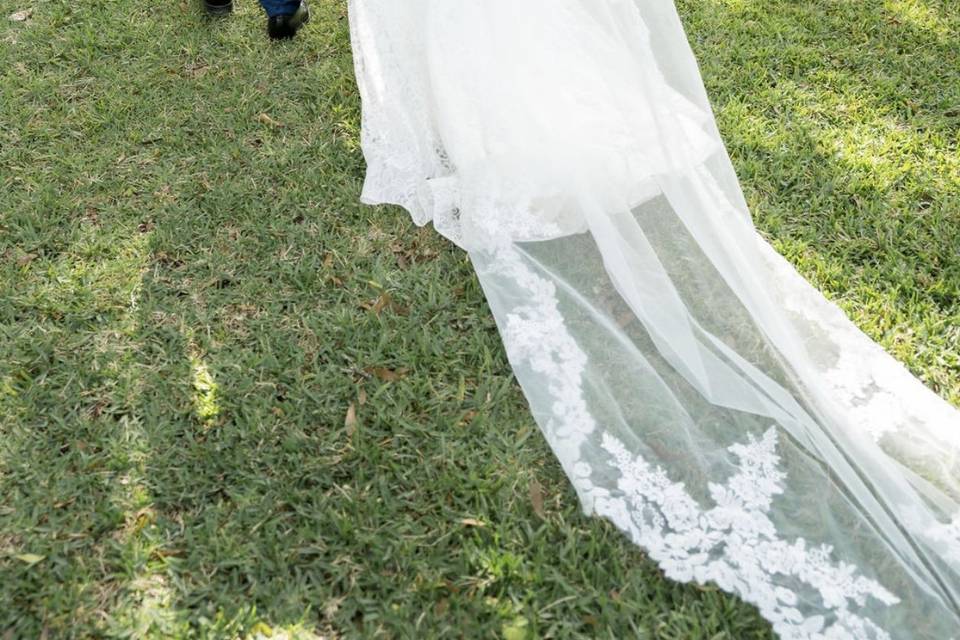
[
  {"left": 594, "top": 427, "right": 899, "bottom": 640},
  {"left": 492, "top": 247, "right": 597, "bottom": 473}
]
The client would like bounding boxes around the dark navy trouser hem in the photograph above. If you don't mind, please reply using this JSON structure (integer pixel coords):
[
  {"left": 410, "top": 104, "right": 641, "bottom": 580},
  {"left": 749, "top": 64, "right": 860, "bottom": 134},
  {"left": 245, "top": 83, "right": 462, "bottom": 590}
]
[{"left": 259, "top": 0, "right": 300, "bottom": 18}]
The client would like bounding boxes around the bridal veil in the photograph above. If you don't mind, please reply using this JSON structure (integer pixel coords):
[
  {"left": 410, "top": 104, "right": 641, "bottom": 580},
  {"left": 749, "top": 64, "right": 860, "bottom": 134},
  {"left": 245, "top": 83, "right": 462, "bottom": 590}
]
[{"left": 348, "top": 1, "right": 960, "bottom": 637}]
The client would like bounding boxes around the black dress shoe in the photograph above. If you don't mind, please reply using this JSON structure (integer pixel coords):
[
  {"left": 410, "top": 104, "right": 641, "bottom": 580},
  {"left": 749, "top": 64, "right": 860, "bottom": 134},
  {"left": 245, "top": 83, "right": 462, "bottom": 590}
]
[
  {"left": 203, "top": 0, "right": 233, "bottom": 15},
  {"left": 267, "top": 0, "right": 310, "bottom": 40}
]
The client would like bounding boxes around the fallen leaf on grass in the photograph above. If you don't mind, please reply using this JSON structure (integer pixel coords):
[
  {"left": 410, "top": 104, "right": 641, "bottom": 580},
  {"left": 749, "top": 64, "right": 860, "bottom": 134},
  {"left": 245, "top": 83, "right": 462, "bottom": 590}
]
[
  {"left": 15, "top": 553, "right": 44, "bottom": 566},
  {"left": 257, "top": 112, "right": 283, "bottom": 128},
  {"left": 344, "top": 402, "right": 357, "bottom": 435},
  {"left": 460, "top": 518, "right": 485, "bottom": 528},
  {"left": 371, "top": 293, "right": 390, "bottom": 315},
  {"left": 390, "top": 241, "right": 440, "bottom": 268},
  {"left": 365, "top": 366, "right": 409, "bottom": 382},
  {"left": 360, "top": 292, "right": 409, "bottom": 316},
  {"left": 183, "top": 62, "right": 209, "bottom": 78},
  {"left": 9, "top": 9, "right": 32, "bottom": 22},
  {"left": 529, "top": 478, "right": 545, "bottom": 519},
  {"left": 16, "top": 253, "right": 36, "bottom": 267}
]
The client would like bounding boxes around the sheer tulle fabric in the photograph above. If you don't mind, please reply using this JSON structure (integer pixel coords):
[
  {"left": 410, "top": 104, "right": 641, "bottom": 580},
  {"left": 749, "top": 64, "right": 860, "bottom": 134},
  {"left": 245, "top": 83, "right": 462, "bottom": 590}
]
[{"left": 348, "top": 1, "right": 960, "bottom": 637}]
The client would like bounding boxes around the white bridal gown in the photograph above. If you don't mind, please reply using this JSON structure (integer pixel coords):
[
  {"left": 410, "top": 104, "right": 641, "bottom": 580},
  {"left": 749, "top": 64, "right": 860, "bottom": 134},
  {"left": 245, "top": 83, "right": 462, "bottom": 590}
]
[{"left": 347, "top": 1, "right": 960, "bottom": 637}]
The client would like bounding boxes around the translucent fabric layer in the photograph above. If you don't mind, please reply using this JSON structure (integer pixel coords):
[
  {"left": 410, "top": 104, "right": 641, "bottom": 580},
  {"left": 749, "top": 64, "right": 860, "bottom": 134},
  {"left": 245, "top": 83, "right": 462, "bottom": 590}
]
[{"left": 348, "top": 1, "right": 960, "bottom": 637}]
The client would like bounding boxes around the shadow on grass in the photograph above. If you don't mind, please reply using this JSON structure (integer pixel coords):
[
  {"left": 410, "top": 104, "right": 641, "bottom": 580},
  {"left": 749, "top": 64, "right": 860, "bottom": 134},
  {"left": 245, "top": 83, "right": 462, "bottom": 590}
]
[
  {"left": 682, "top": 0, "right": 960, "bottom": 396},
  {"left": 126, "top": 142, "right": 777, "bottom": 637}
]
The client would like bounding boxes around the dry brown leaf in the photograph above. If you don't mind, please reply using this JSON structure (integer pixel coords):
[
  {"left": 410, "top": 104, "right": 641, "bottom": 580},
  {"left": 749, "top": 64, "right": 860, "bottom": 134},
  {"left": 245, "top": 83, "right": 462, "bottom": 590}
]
[
  {"left": 9, "top": 9, "right": 32, "bottom": 22},
  {"left": 16, "top": 253, "right": 36, "bottom": 267},
  {"left": 344, "top": 402, "right": 357, "bottom": 435},
  {"left": 366, "top": 366, "right": 408, "bottom": 382},
  {"left": 529, "top": 478, "right": 546, "bottom": 519},
  {"left": 363, "top": 293, "right": 408, "bottom": 316},
  {"left": 184, "top": 62, "right": 209, "bottom": 78},
  {"left": 257, "top": 112, "right": 283, "bottom": 127},
  {"left": 460, "top": 518, "right": 485, "bottom": 528},
  {"left": 371, "top": 293, "right": 391, "bottom": 315}
]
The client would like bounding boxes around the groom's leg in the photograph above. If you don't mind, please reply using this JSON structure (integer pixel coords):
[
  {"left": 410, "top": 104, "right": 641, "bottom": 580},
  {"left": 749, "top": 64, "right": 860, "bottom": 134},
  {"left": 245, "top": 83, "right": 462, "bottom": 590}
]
[
  {"left": 259, "top": 0, "right": 301, "bottom": 18},
  {"left": 259, "top": 0, "right": 310, "bottom": 40}
]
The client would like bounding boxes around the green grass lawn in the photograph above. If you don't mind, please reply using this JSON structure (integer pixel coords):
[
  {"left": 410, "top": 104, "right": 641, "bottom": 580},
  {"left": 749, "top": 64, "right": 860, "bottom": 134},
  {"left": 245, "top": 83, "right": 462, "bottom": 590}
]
[{"left": 1, "top": 0, "right": 957, "bottom": 637}]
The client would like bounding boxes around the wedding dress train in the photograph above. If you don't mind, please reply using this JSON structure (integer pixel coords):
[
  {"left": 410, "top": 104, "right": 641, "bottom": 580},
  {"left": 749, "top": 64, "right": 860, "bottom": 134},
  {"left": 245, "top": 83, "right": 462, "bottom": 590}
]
[{"left": 348, "top": 1, "right": 960, "bottom": 637}]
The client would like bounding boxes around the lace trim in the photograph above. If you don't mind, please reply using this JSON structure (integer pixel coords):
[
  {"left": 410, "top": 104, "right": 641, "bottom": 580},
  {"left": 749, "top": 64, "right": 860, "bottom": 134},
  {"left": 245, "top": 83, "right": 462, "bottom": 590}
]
[
  {"left": 486, "top": 246, "right": 901, "bottom": 640},
  {"left": 759, "top": 239, "right": 960, "bottom": 447},
  {"left": 492, "top": 247, "right": 597, "bottom": 475},
  {"left": 593, "top": 429, "right": 899, "bottom": 640}
]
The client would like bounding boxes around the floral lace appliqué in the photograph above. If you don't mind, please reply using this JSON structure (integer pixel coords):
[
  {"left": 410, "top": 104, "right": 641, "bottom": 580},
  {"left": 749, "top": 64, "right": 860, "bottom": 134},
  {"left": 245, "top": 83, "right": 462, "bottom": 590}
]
[
  {"left": 492, "top": 247, "right": 597, "bottom": 476},
  {"left": 592, "top": 427, "right": 899, "bottom": 640}
]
